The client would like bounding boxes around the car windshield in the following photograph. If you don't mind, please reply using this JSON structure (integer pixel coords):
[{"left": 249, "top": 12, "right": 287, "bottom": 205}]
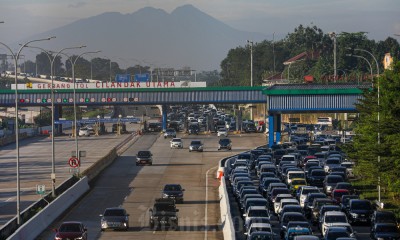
[
  {"left": 154, "top": 204, "right": 176, "bottom": 213},
  {"left": 376, "top": 225, "right": 398, "bottom": 232},
  {"left": 312, "top": 170, "right": 325, "bottom": 176},
  {"left": 292, "top": 180, "right": 306, "bottom": 185},
  {"left": 104, "top": 209, "right": 125, "bottom": 216},
  {"left": 137, "top": 151, "right": 150, "bottom": 157},
  {"left": 172, "top": 138, "right": 181, "bottom": 142},
  {"left": 289, "top": 173, "right": 305, "bottom": 178},
  {"left": 326, "top": 159, "right": 340, "bottom": 164},
  {"left": 325, "top": 215, "right": 347, "bottom": 223},
  {"left": 219, "top": 139, "right": 230, "bottom": 144},
  {"left": 327, "top": 230, "right": 350, "bottom": 239},
  {"left": 191, "top": 141, "right": 201, "bottom": 145},
  {"left": 287, "top": 222, "right": 310, "bottom": 229},
  {"left": 164, "top": 185, "right": 181, "bottom": 191},
  {"left": 248, "top": 210, "right": 269, "bottom": 217},
  {"left": 352, "top": 201, "right": 371, "bottom": 210},
  {"left": 250, "top": 227, "right": 271, "bottom": 233},
  {"left": 59, "top": 223, "right": 82, "bottom": 232}
]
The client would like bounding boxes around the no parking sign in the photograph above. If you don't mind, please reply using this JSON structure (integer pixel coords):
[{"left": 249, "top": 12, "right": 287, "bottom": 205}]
[{"left": 68, "top": 157, "right": 80, "bottom": 168}]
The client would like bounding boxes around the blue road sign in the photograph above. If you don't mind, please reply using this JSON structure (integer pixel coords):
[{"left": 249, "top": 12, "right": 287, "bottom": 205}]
[
  {"left": 54, "top": 117, "right": 141, "bottom": 124},
  {"left": 115, "top": 74, "right": 131, "bottom": 82},
  {"left": 134, "top": 73, "right": 150, "bottom": 82}
]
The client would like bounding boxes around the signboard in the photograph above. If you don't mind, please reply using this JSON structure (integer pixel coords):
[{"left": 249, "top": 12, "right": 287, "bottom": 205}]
[
  {"left": 115, "top": 74, "right": 131, "bottom": 83},
  {"left": 134, "top": 73, "right": 150, "bottom": 82},
  {"left": 36, "top": 185, "right": 46, "bottom": 195},
  {"left": 68, "top": 157, "right": 80, "bottom": 168},
  {"left": 12, "top": 81, "right": 207, "bottom": 90}
]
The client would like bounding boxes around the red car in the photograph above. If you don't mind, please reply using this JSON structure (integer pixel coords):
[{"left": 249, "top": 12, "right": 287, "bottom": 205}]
[
  {"left": 331, "top": 189, "right": 350, "bottom": 204},
  {"left": 54, "top": 221, "right": 87, "bottom": 240}
]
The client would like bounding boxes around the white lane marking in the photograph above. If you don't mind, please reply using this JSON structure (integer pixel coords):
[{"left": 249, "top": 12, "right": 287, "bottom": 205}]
[{"left": 205, "top": 165, "right": 218, "bottom": 240}]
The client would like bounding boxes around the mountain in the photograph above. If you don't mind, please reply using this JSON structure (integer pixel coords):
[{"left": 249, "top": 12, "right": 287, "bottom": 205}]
[{"left": 21, "top": 4, "right": 266, "bottom": 71}]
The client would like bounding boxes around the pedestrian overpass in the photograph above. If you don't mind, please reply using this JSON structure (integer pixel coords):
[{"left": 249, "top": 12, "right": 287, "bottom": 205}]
[{"left": 0, "top": 83, "right": 370, "bottom": 146}]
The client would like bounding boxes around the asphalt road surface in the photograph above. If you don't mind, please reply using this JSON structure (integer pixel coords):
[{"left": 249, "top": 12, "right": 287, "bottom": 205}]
[
  {"left": 37, "top": 132, "right": 267, "bottom": 240},
  {"left": 0, "top": 123, "right": 138, "bottom": 227}
]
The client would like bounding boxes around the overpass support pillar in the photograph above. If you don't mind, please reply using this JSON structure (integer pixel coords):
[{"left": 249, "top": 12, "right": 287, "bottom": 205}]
[
  {"left": 162, "top": 105, "right": 167, "bottom": 131},
  {"left": 268, "top": 114, "right": 282, "bottom": 147},
  {"left": 55, "top": 106, "right": 62, "bottom": 134}
]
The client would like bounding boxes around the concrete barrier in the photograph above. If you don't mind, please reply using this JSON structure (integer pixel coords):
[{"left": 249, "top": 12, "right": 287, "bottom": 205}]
[
  {"left": 0, "top": 131, "right": 140, "bottom": 239},
  {"left": 7, "top": 177, "right": 90, "bottom": 240},
  {"left": 218, "top": 156, "right": 237, "bottom": 240},
  {"left": 219, "top": 177, "right": 236, "bottom": 240}
]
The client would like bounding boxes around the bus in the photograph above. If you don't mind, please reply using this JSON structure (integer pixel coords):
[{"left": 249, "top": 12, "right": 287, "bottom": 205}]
[{"left": 317, "top": 117, "right": 332, "bottom": 126}]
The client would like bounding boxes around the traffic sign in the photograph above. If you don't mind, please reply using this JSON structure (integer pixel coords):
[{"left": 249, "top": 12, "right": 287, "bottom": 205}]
[
  {"left": 68, "top": 157, "right": 80, "bottom": 168},
  {"left": 36, "top": 185, "right": 46, "bottom": 195},
  {"left": 134, "top": 73, "right": 150, "bottom": 82},
  {"left": 115, "top": 74, "right": 131, "bottom": 82}
]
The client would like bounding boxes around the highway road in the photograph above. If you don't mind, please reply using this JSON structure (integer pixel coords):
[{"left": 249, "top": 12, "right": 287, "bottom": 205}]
[
  {"left": 36, "top": 132, "right": 267, "bottom": 240},
  {"left": 0, "top": 123, "right": 138, "bottom": 227}
]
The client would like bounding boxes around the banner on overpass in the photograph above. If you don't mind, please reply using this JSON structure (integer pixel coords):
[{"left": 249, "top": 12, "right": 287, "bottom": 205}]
[{"left": 12, "top": 81, "right": 207, "bottom": 90}]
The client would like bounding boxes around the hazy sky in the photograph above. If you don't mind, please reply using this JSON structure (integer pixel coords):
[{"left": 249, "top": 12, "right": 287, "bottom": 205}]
[{"left": 1, "top": 0, "right": 399, "bottom": 45}]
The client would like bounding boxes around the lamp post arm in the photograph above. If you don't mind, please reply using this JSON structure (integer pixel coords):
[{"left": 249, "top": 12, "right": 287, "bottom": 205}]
[{"left": 354, "top": 48, "right": 379, "bottom": 76}]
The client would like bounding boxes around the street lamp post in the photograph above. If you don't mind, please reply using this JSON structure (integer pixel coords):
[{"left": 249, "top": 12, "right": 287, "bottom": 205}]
[
  {"left": 59, "top": 50, "right": 100, "bottom": 163},
  {"left": 247, "top": 40, "right": 254, "bottom": 120},
  {"left": 118, "top": 114, "right": 122, "bottom": 135},
  {"left": 346, "top": 54, "right": 373, "bottom": 81},
  {"left": 27, "top": 45, "right": 86, "bottom": 197},
  {"left": 329, "top": 32, "right": 337, "bottom": 82},
  {"left": 0, "top": 36, "right": 55, "bottom": 225},
  {"left": 348, "top": 48, "right": 381, "bottom": 204}
]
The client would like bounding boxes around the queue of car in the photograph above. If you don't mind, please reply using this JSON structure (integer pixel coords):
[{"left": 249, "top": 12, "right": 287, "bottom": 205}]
[{"left": 226, "top": 135, "right": 400, "bottom": 240}]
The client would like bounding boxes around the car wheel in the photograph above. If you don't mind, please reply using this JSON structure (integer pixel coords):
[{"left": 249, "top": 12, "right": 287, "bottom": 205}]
[
  {"left": 101, "top": 228, "right": 105, "bottom": 232},
  {"left": 136, "top": 163, "right": 139, "bottom": 166},
  {"left": 149, "top": 162, "right": 152, "bottom": 166},
  {"left": 189, "top": 150, "right": 192, "bottom": 152},
  {"left": 149, "top": 222, "right": 154, "bottom": 229}
]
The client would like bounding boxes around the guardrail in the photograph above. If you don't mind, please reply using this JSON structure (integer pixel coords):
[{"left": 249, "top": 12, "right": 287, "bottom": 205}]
[{"left": 0, "top": 131, "right": 141, "bottom": 239}]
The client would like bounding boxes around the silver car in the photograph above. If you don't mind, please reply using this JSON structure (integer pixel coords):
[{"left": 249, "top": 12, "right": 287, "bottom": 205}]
[
  {"left": 100, "top": 207, "right": 129, "bottom": 231},
  {"left": 170, "top": 138, "right": 183, "bottom": 148}
]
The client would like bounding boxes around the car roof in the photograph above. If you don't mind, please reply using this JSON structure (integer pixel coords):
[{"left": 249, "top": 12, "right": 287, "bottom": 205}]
[
  {"left": 293, "top": 236, "right": 320, "bottom": 240},
  {"left": 324, "top": 211, "right": 346, "bottom": 216},
  {"left": 248, "top": 206, "right": 268, "bottom": 211},
  {"left": 249, "top": 222, "right": 272, "bottom": 228}
]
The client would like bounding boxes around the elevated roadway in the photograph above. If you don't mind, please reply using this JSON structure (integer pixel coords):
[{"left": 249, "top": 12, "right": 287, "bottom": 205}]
[
  {"left": 37, "top": 132, "right": 267, "bottom": 240},
  {"left": 0, "top": 124, "right": 138, "bottom": 227}
]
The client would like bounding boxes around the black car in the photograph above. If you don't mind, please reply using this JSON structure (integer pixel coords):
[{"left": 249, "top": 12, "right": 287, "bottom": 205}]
[
  {"left": 148, "top": 122, "right": 162, "bottom": 132},
  {"left": 162, "top": 184, "right": 185, "bottom": 203},
  {"left": 307, "top": 169, "right": 326, "bottom": 187},
  {"left": 189, "top": 140, "right": 203, "bottom": 152},
  {"left": 188, "top": 125, "right": 200, "bottom": 135},
  {"left": 370, "top": 223, "right": 400, "bottom": 240},
  {"left": 100, "top": 207, "right": 129, "bottom": 231},
  {"left": 136, "top": 150, "right": 153, "bottom": 166},
  {"left": 371, "top": 210, "right": 398, "bottom": 227},
  {"left": 346, "top": 199, "right": 373, "bottom": 224},
  {"left": 149, "top": 198, "right": 179, "bottom": 230},
  {"left": 218, "top": 138, "right": 232, "bottom": 150}
]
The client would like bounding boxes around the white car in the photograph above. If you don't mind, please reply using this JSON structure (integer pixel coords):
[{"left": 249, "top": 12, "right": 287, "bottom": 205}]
[
  {"left": 78, "top": 127, "right": 90, "bottom": 137},
  {"left": 170, "top": 138, "right": 183, "bottom": 149},
  {"left": 217, "top": 127, "right": 228, "bottom": 137}
]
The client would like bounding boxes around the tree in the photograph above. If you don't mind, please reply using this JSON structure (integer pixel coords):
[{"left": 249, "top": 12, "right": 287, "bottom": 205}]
[{"left": 346, "top": 60, "right": 400, "bottom": 199}]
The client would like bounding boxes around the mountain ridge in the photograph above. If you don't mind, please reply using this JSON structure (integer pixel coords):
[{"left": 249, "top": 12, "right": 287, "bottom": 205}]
[{"left": 19, "top": 4, "right": 266, "bottom": 71}]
